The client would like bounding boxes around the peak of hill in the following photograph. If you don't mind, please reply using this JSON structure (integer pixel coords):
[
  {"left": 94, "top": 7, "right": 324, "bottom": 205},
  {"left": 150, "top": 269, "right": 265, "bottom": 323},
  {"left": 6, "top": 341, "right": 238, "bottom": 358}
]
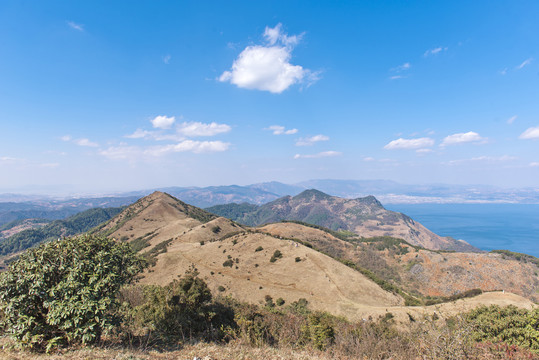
[
  {"left": 208, "top": 190, "right": 475, "bottom": 251},
  {"left": 95, "top": 191, "right": 219, "bottom": 242}
]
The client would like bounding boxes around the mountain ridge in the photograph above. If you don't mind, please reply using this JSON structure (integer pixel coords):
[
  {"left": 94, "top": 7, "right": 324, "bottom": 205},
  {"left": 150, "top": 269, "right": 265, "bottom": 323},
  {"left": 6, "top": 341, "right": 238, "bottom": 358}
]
[{"left": 207, "top": 189, "right": 477, "bottom": 252}]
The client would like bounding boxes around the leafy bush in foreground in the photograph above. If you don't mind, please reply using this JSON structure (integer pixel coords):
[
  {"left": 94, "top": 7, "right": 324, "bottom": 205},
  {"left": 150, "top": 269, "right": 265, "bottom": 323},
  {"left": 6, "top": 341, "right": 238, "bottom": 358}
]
[
  {"left": 0, "top": 234, "right": 146, "bottom": 351},
  {"left": 466, "top": 305, "right": 539, "bottom": 354}
]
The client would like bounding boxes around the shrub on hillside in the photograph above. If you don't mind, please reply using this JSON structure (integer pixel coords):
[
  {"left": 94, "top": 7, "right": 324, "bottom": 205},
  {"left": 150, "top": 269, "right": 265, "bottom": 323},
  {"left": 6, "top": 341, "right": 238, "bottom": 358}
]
[
  {"left": 466, "top": 305, "right": 539, "bottom": 354},
  {"left": 0, "top": 235, "right": 146, "bottom": 351},
  {"left": 129, "top": 267, "right": 234, "bottom": 343},
  {"left": 270, "top": 250, "right": 283, "bottom": 263}
]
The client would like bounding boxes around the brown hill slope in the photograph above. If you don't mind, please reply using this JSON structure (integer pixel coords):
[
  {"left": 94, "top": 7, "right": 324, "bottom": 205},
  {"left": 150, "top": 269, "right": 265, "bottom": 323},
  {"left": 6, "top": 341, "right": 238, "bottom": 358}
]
[
  {"left": 211, "top": 189, "right": 477, "bottom": 252},
  {"left": 260, "top": 222, "right": 539, "bottom": 302}
]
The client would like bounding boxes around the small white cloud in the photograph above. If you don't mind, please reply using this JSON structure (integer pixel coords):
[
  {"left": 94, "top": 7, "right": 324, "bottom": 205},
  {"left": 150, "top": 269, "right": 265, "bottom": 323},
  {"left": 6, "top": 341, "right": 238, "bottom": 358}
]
[
  {"left": 363, "top": 157, "right": 375, "bottom": 161},
  {"left": 74, "top": 138, "right": 99, "bottom": 147},
  {"left": 263, "top": 23, "right": 302, "bottom": 47},
  {"left": 384, "top": 137, "right": 435, "bottom": 150},
  {"left": 294, "top": 151, "right": 341, "bottom": 159},
  {"left": 265, "top": 125, "right": 298, "bottom": 135},
  {"left": 389, "top": 75, "right": 405, "bottom": 80},
  {"left": 520, "top": 126, "right": 539, "bottom": 140},
  {"left": 441, "top": 131, "right": 485, "bottom": 146},
  {"left": 507, "top": 115, "right": 517, "bottom": 124},
  {"left": 163, "top": 55, "right": 171, "bottom": 64},
  {"left": 416, "top": 148, "right": 432, "bottom": 154},
  {"left": 424, "top": 46, "right": 448, "bottom": 57},
  {"left": 0, "top": 156, "right": 20, "bottom": 164},
  {"left": 177, "top": 122, "right": 231, "bottom": 137},
  {"left": 151, "top": 115, "right": 176, "bottom": 129},
  {"left": 295, "top": 134, "right": 329, "bottom": 146},
  {"left": 219, "top": 24, "right": 317, "bottom": 93},
  {"left": 61, "top": 135, "right": 98, "bottom": 147},
  {"left": 390, "top": 62, "right": 411, "bottom": 72},
  {"left": 530, "top": 162, "right": 539, "bottom": 167},
  {"left": 516, "top": 58, "right": 532, "bottom": 70},
  {"left": 67, "top": 21, "right": 84, "bottom": 31},
  {"left": 125, "top": 129, "right": 153, "bottom": 139},
  {"left": 100, "top": 140, "right": 230, "bottom": 160},
  {"left": 447, "top": 155, "right": 517, "bottom": 165},
  {"left": 499, "top": 68, "right": 508, "bottom": 75}
]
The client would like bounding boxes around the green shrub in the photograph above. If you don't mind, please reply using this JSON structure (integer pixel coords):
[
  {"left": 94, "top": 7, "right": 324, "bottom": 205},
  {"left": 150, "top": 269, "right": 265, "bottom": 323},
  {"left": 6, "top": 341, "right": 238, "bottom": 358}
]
[
  {"left": 302, "top": 313, "right": 335, "bottom": 350},
  {"left": 132, "top": 268, "right": 234, "bottom": 343},
  {"left": 264, "top": 295, "right": 275, "bottom": 308},
  {"left": 0, "top": 235, "right": 145, "bottom": 351},
  {"left": 218, "top": 286, "right": 226, "bottom": 292},
  {"left": 223, "top": 259, "right": 234, "bottom": 267},
  {"left": 295, "top": 257, "right": 301, "bottom": 262},
  {"left": 276, "top": 298, "right": 285, "bottom": 306},
  {"left": 270, "top": 250, "right": 283, "bottom": 263},
  {"left": 466, "top": 305, "right": 539, "bottom": 353},
  {"left": 255, "top": 246, "right": 263, "bottom": 252}
]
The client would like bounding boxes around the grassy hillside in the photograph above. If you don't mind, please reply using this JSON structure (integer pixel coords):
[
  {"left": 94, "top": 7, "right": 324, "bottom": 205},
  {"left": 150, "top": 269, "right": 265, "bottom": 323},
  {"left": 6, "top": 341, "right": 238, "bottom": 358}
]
[{"left": 0, "top": 207, "right": 124, "bottom": 255}]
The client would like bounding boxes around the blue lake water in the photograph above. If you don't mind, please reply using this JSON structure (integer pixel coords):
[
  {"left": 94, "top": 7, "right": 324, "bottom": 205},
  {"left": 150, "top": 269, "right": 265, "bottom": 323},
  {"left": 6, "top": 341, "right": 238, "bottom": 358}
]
[{"left": 385, "top": 203, "right": 539, "bottom": 257}]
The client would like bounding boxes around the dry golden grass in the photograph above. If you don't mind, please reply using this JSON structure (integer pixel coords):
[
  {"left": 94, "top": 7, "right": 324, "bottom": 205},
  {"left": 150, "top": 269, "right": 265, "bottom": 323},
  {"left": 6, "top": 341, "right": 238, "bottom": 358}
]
[{"left": 0, "top": 340, "right": 336, "bottom": 360}]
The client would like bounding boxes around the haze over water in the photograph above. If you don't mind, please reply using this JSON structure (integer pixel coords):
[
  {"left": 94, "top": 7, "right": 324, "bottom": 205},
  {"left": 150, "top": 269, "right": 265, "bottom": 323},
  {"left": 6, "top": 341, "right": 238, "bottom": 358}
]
[{"left": 387, "top": 203, "right": 539, "bottom": 257}]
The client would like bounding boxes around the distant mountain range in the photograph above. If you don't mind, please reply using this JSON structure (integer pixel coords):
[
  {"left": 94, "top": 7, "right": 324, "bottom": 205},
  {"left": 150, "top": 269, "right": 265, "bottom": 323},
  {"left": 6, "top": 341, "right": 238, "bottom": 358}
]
[{"left": 3, "top": 179, "right": 539, "bottom": 210}]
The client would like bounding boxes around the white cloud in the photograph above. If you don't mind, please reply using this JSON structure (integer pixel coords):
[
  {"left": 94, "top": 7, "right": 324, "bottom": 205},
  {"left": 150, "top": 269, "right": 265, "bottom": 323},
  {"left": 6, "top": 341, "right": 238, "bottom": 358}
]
[
  {"left": 441, "top": 131, "right": 485, "bottom": 146},
  {"left": 163, "top": 55, "right": 171, "bottom": 64},
  {"left": 125, "top": 129, "right": 153, "bottom": 139},
  {"left": 100, "top": 140, "right": 230, "bottom": 160},
  {"left": 294, "top": 151, "right": 341, "bottom": 159},
  {"left": 389, "top": 75, "right": 405, "bottom": 80},
  {"left": 516, "top": 58, "right": 532, "bottom": 70},
  {"left": 177, "top": 121, "right": 231, "bottom": 137},
  {"left": 530, "top": 162, "right": 539, "bottom": 167},
  {"left": 507, "top": 115, "right": 517, "bottom": 124},
  {"left": 263, "top": 23, "right": 302, "bottom": 47},
  {"left": 520, "top": 126, "right": 539, "bottom": 140},
  {"left": 384, "top": 137, "right": 435, "bottom": 150},
  {"left": 295, "top": 134, "right": 329, "bottom": 146},
  {"left": 265, "top": 125, "right": 298, "bottom": 135},
  {"left": 363, "top": 156, "right": 375, "bottom": 161},
  {"left": 447, "top": 155, "right": 517, "bottom": 165},
  {"left": 390, "top": 62, "right": 411, "bottom": 73},
  {"left": 0, "top": 156, "right": 20, "bottom": 164},
  {"left": 499, "top": 68, "right": 508, "bottom": 75},
  {"left": 67, "top": 21, "right": 84, "bottom": 32},
  {"left": 61, "top": 135, "right": 98, "bottom": 147},
  {"left": 74, "top": 138, "right": 99, "bottom": 147},
  {"left": 151, "top": 115, "right": 176, "bottom": 129},
  {"left": 424, "top": 46, "right": 448, "bottom": 57},
  {"left": 219, "top": 24, "right": 317, "bottom": 93},
  {"left": 416, "top": 148, "right": 433, "bottom": 154},
  {"left": 146, "top": 140, "right": 230, "bottom": 155}
]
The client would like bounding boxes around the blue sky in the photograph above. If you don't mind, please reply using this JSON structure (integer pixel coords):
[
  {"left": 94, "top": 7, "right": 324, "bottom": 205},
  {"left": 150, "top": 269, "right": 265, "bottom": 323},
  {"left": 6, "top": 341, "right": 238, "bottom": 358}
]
[{"left": 1, "top": 1, "right": 538, "bottom": 194}]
